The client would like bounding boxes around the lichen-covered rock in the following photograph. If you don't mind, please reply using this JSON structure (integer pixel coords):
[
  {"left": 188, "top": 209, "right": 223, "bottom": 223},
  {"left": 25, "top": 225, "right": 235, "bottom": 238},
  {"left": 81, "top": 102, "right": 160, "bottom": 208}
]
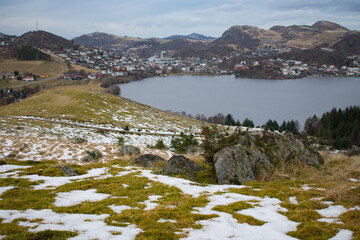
[
  {"left": 58, "top": 166, "right": 79, "bottom": 177},
  {"left": 131, "top": 154, "right": 165, "bottom": 168},
  {"left": 119, "top": 145, "right": 140, "bottom": 156},
  {"left": 214, "top": 131, "right": 323, "bottom": 184},
  {"left": 156, "top": 155, "right": 202, "bottom": 181}
]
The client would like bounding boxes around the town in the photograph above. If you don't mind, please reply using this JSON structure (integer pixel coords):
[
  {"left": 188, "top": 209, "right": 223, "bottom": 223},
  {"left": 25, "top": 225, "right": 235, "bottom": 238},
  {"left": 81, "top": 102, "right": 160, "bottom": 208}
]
[
  {"left": 1, "top": 43, "right": 359, "bottom": 82},
  {"left": 56, "top": 46, "right": 360, "bottom": 80}
]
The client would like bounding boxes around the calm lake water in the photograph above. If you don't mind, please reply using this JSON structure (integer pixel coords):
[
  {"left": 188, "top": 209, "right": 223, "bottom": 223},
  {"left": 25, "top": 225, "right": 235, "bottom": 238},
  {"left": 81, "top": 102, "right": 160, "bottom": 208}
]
[{"left": 119, "top": 75, "right": 360, "bottom": 127}]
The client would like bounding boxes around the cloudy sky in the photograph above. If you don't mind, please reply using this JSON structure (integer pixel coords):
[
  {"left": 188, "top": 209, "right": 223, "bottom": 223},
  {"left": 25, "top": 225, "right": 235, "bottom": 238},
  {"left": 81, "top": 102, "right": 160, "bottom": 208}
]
[{"left": 1, "top": 0, "right": 359, "bottom": 39}]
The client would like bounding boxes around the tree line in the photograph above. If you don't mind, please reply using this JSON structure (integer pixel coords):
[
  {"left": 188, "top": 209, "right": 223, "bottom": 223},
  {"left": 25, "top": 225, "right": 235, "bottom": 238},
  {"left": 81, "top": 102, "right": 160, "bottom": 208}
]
[
  {"left": 17, "top": 45, "right": 50, "bottom": 61},
  {"left": 0, "top": 85, "right": 40, "bottom": 106},
  {"left": 304, "top": 106, "right": 360, "bottom": 149},
  {"left": 168, "top": 111, "right": 300, "bottom": 134}
]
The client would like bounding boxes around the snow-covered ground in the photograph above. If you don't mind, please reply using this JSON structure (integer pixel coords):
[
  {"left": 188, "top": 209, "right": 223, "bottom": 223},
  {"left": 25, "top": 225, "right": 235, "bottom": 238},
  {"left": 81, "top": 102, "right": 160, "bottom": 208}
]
[
  {"left": 0, "top": 116, "right": 177, "bottom": 162},
  {"left": 0, "top": 116, "right": 359, "bottom": 239},
  {"left": 0, "top": 165, "right": 357, "bottom": 239}
]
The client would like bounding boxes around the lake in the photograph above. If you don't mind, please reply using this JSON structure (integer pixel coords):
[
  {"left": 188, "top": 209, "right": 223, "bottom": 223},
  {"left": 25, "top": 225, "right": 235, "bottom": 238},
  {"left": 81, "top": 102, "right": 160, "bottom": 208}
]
[{"left": 119, "top": 75, "right": 360, "bottom": 128}]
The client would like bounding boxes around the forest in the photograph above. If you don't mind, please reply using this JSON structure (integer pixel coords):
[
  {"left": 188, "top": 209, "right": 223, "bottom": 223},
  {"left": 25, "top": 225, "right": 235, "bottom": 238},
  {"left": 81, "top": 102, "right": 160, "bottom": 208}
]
[
  {"left": 17, "top": 45, "right": 50, "bottom": 61},
  {"left": 304, "top": 106, "right": 360, "bottom": 148}
]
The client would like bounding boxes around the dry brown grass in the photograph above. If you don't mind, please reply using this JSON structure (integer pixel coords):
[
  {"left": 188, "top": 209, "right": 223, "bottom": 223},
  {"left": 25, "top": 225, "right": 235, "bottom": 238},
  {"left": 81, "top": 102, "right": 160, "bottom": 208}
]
[
  {"left": 71, "top": 64, "right": 99, "bottom": 75},
  {"left": 0, "top": 59, "right": 68, "bottom": 78},
  {"left": 261, "top": 151, "right": 360, "bottom": 207}
]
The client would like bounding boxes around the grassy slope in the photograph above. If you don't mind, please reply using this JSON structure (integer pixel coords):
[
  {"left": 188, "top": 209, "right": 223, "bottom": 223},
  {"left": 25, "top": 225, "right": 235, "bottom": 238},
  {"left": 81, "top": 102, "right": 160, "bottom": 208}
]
[
  {"left": 0, "top": 84, "right": 205, "bottom": 133},
  {"left": 0, "top": 59, "right": 68, "bottom": 79}
]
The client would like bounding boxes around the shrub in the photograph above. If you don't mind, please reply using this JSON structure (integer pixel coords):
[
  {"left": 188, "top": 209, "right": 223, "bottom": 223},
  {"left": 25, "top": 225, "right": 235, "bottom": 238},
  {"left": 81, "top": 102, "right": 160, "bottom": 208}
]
[
  {"left": 103, "top": 85, "right": 121, "bottom": 95},
  {"left": 334, "top": 138, "right": 351, "bottom": 149},
  {"left": 153, "top": 139, "right": 167, "bottom": 150},
  {"left": 171, "top": 133, "right": 198, "bottom": 153},
  {"left": 117, "top": 136, "right": 125, "bottom": 146}
]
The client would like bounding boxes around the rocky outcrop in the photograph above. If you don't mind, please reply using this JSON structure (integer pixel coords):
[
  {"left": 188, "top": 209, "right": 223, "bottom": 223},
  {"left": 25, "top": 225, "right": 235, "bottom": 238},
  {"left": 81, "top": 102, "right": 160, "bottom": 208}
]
[
  {"left": 131, "top": 154, "right": 165, "bottom": 168},
  {"left": 58, "top": 166, "right": 79, "bottom": 177},
  {"left": 119, "top": 145, "right": 140, "bottom": 156},
  {"left": 213, "top": 131, "right": 323, "bottom": 184},
  {"left": 156, "top": 155, "right": 202, "bottom": 181}
]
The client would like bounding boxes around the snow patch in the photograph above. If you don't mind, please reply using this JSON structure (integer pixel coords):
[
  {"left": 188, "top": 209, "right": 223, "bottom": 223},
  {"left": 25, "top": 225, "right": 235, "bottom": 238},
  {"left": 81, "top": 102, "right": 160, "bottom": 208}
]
[
  {"left": 0, "top": 209, "right": 142, "bottom": 240},
  {"left": 289, "top": 197, "right": 298, "bottom": 205},
  {"left": 109, "top": 204, "right": 133, "bottom": 214},
  {"left": 158, "top": 218, "right": 177, "bottom": 223},
  {"left": 348, "top": 178, "right": 359, "bottom": 182},
  {"left": 316, "top": 205, "right": 347, "bottom": 218},
  {"left": 21, "top": 167, "right": 108, "bottom": 190},
  {"left": 0, "top": 186, "right": 15, "bottom": 199},
  {"left": 329, "top": 229, "right": 353, "bottom": 240},
  {"left": 0, "top": 165, "right": 31, "bottom": 173},
  {"left": 142, "top": 195, "right": 162, "bottom": 211},
  {"left": 54, "top": 189, "right": 110, "bottom": 207}
]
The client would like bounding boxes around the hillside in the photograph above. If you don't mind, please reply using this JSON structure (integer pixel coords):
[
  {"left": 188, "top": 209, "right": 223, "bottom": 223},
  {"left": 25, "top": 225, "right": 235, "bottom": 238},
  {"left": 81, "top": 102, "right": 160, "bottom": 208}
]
[
  {"left": 72, "top": 32, "right": 146, "bottom": 48},
  {"left": 71, "top": 20, "right": 356, "bottom": 59},
  {"left": 165, "top": 33, "right": 215, "bottom": 41},
  {"left": 0, "top": 59, "right": 68, "bottom": 79},
  {"left": 0, "top": 33, "right": 16, "bottom": 41},
  {"left": 213, "top": 20, "right": 351, "bottom": 51},
  {"left": 0, "top": 84, "right": 359, "bottom": 239},
  {"left": 333, "top": 32, "right": 360, "bottom": 55},
  {"left": 14, "top": 30, "right": 76, "bottom": 51},
  {"left": 0, "top": 84, "right": 205, "bottom": 136}
]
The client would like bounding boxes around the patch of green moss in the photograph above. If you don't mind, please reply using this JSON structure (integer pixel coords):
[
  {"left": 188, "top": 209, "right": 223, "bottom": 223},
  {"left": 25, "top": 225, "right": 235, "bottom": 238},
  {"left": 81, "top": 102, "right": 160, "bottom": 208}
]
[
  {"left": 0, "top": 188, "right": 55, "bottom": 210},
  {"left": 287, "top": 222, "right": 339, "bottom": 240}
]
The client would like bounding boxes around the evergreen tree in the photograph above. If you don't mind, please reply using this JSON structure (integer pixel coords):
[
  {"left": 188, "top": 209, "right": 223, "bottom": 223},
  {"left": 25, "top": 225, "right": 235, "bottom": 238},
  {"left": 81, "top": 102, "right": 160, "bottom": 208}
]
[
  {"left": 243, "top": 118, "right": 254, "bottom": 128},
  {"left": 265, "top": 119, "right": 279, "bottom": 131},
  {"left": 307, "top": 106, "right": 360, "bottom": 148},
  {"left": 225, "top": 114, "right": 236, "bottom": 126}
]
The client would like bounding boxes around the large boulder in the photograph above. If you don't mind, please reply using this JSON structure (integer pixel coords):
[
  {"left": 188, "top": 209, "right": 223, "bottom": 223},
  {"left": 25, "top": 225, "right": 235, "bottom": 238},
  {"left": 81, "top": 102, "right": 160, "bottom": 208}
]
[
  {"left": 119, "top": 145, "right": 140, "bottom": 156},
  {"left": 214, "top": 131, "right": 323, "bottom": 184},
  {"left": 156, "top": 155, "right": 202, "bottom": 181},
  {"left": 131, "top": 154, "right": 165, "bottom": 168}
]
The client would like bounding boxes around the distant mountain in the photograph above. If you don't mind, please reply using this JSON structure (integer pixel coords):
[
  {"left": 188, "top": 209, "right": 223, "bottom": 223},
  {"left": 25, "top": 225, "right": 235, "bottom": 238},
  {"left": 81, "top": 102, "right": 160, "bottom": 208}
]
[
  {"left": 14, "top": 30, "right": 76, "bottom": 51},
  {"left": 72, "top": 32, "right": 143, "bottom": 47},
  {"left": 214, "top": 20, "right": 350, "bottom": 51},
  {"left": 0, "top": 32, "right": 16, "bottom": 40},
  {"left": 165, "top": 33, "right": 215, "bottom": 41},
  {"left": 333, "top": 32, "right": 360, "bottom": 55},
  {"left": 69, "top": 20, "right": 358, "bottom": 59}
]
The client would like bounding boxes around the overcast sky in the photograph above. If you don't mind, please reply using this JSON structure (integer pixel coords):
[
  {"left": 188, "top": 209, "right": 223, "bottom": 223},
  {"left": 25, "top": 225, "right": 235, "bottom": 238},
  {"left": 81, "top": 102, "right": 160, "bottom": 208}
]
[{"left": 1, "top": 0, "right": 359, "bottom": 39}]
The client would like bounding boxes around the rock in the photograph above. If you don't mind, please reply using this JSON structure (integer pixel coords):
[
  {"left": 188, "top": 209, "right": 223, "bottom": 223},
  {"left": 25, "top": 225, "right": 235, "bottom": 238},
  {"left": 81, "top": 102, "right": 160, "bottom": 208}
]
[
  {"left": 156, "top": 155, "right": 202, "bottom": 181},
  {"left": 119, "top": 145, "right": 140, "bottom": 156},
  {"left": 213, "top": 131, "right": 323, "bottom": 184},
  {"left": 73, "top": 136, "right": 86, "bottom": 144},
  {"left": 6, "top": 153, "right": 16, "bottom": 159},
  {"left": 58, "top": 166, "right": 79, "bottom": 177},
  {"left": 131, "top": 154, "right": 165, "bottom": 168},
  {"left": 83, "top": 150, "right": 102, "bottom": 162}
]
